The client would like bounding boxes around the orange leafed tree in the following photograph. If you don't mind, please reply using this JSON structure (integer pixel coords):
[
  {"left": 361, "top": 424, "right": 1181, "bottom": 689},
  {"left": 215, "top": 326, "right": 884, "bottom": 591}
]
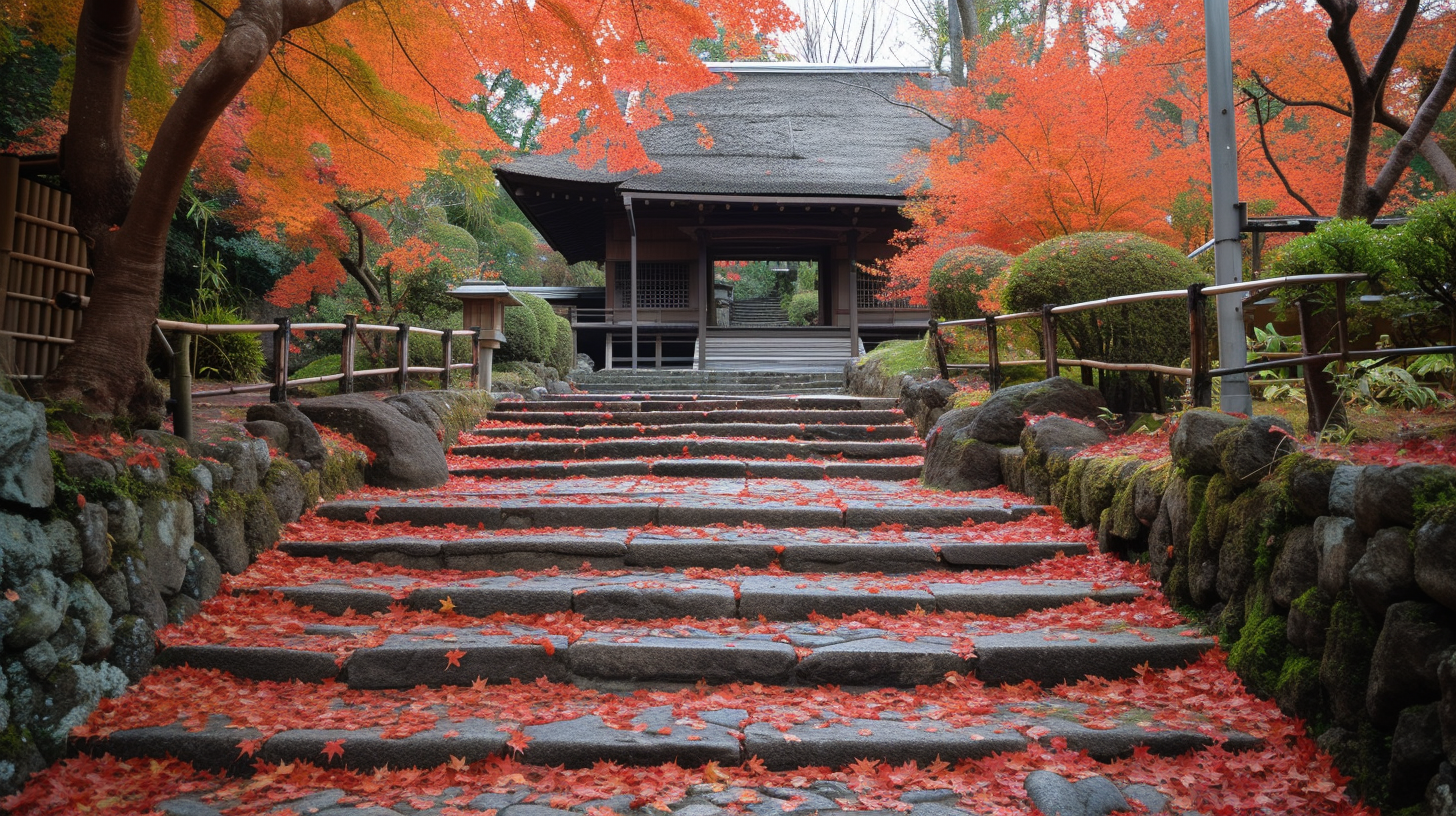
[
  {"left": 3, "top": 0, "right": 797, "bottom": 425},
  {"left": 885, "top": 0, "right": 1454, "bottom": 305}
]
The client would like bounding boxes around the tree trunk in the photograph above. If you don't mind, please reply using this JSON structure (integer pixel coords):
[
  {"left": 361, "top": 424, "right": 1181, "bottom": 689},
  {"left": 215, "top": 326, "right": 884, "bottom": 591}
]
[
  {"left": 1297, "top": 298, "right": 1348, "bottom": 434},
  {"left": 947, "top": 0, "right": 965, "bottom": 87},
  {"left": 42, "top": 0, "right": 358, "bottom": 426}
]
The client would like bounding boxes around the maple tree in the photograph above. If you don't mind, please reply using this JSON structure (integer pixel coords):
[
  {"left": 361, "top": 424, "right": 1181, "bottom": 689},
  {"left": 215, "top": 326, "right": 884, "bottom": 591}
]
[{"left": 3, "top": 0, "right": 797, "bottom": 427}]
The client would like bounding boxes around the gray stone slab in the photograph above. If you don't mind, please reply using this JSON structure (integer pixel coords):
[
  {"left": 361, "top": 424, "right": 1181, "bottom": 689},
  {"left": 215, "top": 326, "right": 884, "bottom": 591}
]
[
  {"left": 275, "top": 585, "right": 395, "bottom": 616},
  {"left": 936, "top": 542, "right": 1090, "bottom": 567},
  {"left": 451, "top": 463, "right": 570, "bottom": 479},
  {"left": 778, "top": 542, "right": 938, "bottom": 574},
  {"left": 568, "top": 635, "right": 797, "bottom": 683},
  {"left": 844, "top": 506, "right": 1018, "bottom": 529},
  {"left": 281, "top": 536, "right": 445, "bottom": 557},
  {"left": 158, "top": 645, "right": 340, "bottom": 683},
  {"left": 796, "top": 638, "right": 972, "bottom": 686},
  {"left": 824, "top": 464, "right": 923, "bottom": 481},
  {"left": 315, "top": 501, "right": 504, "bottom": 528},
  {"left": 560, "top": 461, "right": 653, "bottom": 477},
  {"left": 742, "top": 719, "right": 1025, "bottom": 771},
  {"left": 77, "top": 720, "right": 263, "bottom": 772},
  {"left": 657, "top": 506, "right": 844, "bottom": 528},
  {"left": 1035, "top": 720, "right": 1257, "bottom": 761},
  {"left": 259, "top": 720, "right": 506, "bottom": 769},
  {"left": 625, "top": 539, "right": 779, "bottom": 570},
  {"left": 502, "top": 504, "right": 658, "bottom": 529},
  {"left": 743, "top": 462, "right": 828, "bottom": 480},
  {"left": 650, "top": 460, "right": 750, "bottom": 479},
  {"left": 973, "top": 629, "right": 1212, "bottom": 686},
  {"left": 737, "top": 577, "right": 933, "bottom": 621},
  {"left": 928, "top": 581, "right": 1143, "bottom": 615},
  {"left": 438, "top": 536, "right": 630, "bottom": 557},
  {"left": 520, "top": 713, "right": 741, "bottom": 768},
  {"left": 408, "top": 578, "right": 585, "bottom": 616},
  {"left": 574, "top": 582, "right": 738, "bottom": 621},
  {"left": 346, "top": 632, "right": 569, "bottom": 688}
]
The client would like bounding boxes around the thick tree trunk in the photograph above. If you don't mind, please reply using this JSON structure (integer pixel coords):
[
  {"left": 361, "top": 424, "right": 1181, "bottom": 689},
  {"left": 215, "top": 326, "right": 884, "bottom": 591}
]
[{"left": 42, "top": 0, "right": 358, "bottom": 426}]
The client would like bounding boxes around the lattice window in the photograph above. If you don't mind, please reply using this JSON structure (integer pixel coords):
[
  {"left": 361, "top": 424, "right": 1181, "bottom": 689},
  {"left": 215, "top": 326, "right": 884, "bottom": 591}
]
[
  {"left": 614, "top": 261, "right": 690, "bottom": 309},
  {"left": 857, "top": 269, "right": 909, "bottom": 309}
]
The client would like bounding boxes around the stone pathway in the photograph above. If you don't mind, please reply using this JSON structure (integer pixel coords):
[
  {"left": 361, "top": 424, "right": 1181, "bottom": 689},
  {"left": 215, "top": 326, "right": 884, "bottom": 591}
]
[{"left": 15, "top": 392, "right": 1368, "bottom": 814}]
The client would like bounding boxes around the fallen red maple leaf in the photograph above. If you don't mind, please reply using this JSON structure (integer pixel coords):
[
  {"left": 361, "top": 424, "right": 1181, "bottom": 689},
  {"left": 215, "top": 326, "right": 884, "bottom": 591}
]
[
  {"left": 444, "top": 649, "right": 466, "bottom": 669},
  {"left": 321, "top": 738, "right": 345, "bottom": 760}
]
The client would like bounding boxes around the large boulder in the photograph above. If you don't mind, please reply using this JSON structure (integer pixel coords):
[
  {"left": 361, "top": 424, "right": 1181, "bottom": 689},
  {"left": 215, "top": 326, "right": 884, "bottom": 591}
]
[
  {"left": 1169, "top": 409, "right": 1244, "bottom": 475},
  {"left": 1417, "top": 511, "right": 1456, "bottom": 612},
  {"left": 245, "top": 401, "right": 327, "bottom": 469},
  {"left": 898, "top": 377, "right": 956, "bottom": 438},
  {"left": 1216, "top": 415, "right": 1296, "bottom": 488},
  {"left": 1390, "top": 704, "right": 1446, "bottom": 808},
  {"left": 1021, "top": 416, "right": 1110, "bottom": 498},
  {"left": 296, "top": 394, "right": 449, "bottom": 489},
  {"left": 956, "top": 377, "right": 1104, "bottom": 446},
  {"left": 1356, "top": 464, "right": 1456, "bottom": 534},
  {"left": 1367, "top": 601, "right": 1456, "bottom": 729},
  {"left": 1270, "top": 525, "right": 1319, "bottom": 609},
  {"left": 923, "top": 408, "right": 1001, "bottom": 491},
  {"left": 0, "top": 394, "right": 53, "bottom": 509},
  {"left": 1349, "top": 527, "right": 1419, "bottom": 620},
  {"left": 1315, "top": 516, "right": 1367, "bottom": 597}
]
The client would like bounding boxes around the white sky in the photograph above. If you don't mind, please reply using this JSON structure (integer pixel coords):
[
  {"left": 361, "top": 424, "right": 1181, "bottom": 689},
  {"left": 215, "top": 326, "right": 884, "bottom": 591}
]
[{"left": 776, "top": 0, "right": 938, "bottom": 67}]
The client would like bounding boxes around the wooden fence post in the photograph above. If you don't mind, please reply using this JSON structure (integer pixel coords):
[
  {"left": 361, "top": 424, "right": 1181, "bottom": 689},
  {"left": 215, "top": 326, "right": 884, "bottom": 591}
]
[
  {"left": 440, "top": 328, "right": 453, "bottom": 390},
  {"left": 1187, "top": 284, "right": 1212, "bottom": 408},
  {"left": 271, "top": 317, "right": 291, "bottom": 402},
  {"left": 469, "top": 326, "right": 483, "bottom": 389},
  {"left": 171, "top": 333, "right": 193, "bottom": 441},
  {"left": 1297, "top": 298, "right": 1346, "bottom": 433},
  {"left": 929, "top": 320, "right": 950, "bottom": 380},
  {"left": 341, "top": 314, "right": 357, "bottom": 394},
  {"left": 985, "top": 315, "right": 1001, "bottom": 391},
  {"left": 395, "top": 323, "right": 410, "bottom": 394},
  {"left": 1040, "top": 305, "right": 1059, "bottom": 379}
]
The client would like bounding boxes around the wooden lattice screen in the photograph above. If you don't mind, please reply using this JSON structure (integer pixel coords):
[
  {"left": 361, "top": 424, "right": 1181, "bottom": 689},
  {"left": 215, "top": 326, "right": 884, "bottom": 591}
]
[
  {"left": 0, "top": 156, "right": 90, "bottom": 381},
  {"left": 857, "top": 269, "right": 908, "bottom": 309},
  {"left": 614, "top": 261, "right": 690, "bottom": 309}
]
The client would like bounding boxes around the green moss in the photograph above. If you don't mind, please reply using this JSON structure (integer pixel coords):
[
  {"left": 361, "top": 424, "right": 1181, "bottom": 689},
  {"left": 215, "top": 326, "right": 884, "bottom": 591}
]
[
  {"left": 1414, "top": 469, "right": 1456, "bottom": 526},
  {"left": 301, "top": 470, "right": 322, "bottom": 507},
  {"left": 1292, "top": 585, "right": 1333, "bottom": 619},
  {"left": 855, "top": 336, "right": 932, "bottom": 377},
  {"left": 1185, "top": 473, "right": 1212, "bottom": 566},
  {"left": 1227, "top": 589, "right": 1288, "bottom": 696},
  {"left": 1061, "top": 458, "right": 1089, "bottom": 527},
  {"left": 1274, "top": 654, "right": 1324, "bottom": 725},
  {"left": 1320, "top": 591, "right": 1379, "bottom": 727}
]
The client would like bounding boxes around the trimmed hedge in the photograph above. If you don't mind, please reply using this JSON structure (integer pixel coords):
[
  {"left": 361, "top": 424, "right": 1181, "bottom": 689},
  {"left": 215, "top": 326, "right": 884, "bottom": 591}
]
[{"left": 929, "top": 246, "right": 1012, "bottom": 321}]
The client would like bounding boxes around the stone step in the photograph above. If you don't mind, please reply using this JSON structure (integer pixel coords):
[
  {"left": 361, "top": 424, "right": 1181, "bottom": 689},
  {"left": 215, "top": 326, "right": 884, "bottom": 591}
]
[
  {"left": 258, "top": 574, "right": 1143, "bottom": 622},
  {"left": 77, "top": 679, "right": 1256, "bottom": 775},
  {"left": 313, "top": 498, "right": 1039, "bottom": 539},
  {"left": 494, "top": 397, "right": 889, "bottom": 412},
  {"left": 448, "top": 459, "right": 922, "bottom": 481},
  {"left": 158, "top": 623, "right": 1208, "bottom": 689},
  {"left": 481, "top": 410, "right": 907, "bottom": 427},
  {"left": 571, "top": 374, "right": 845, "bottom": 386},
  {"left": 279, "top": 529, "right": 1087, "bottom": 572},
  {"left": 572, "top": 385, "right": 845, "bottom": 396},
  {"left": 450, "top": 439, "right": 925, "bottom": 463},
  {"left": 467, "top": 423, "right": 919, "bottom": 441}
]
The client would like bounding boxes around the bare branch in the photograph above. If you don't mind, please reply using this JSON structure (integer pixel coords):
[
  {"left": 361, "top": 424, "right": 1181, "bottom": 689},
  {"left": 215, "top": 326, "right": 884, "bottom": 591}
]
[
  {"left": 1242, "top": 89, "right": 1319, "bottom": 215},
  {"left": 1254, "top": 75, "right": 1351, "bottom": 117},
  {"left": 269, "top": 52, "right": 393, "bottom": 162},
  {"left": 1370, "top": 43, "right": 1456, "bottom": 207},
  {"left": 827, "top": 78, "right": 955, "bottom": 131}
]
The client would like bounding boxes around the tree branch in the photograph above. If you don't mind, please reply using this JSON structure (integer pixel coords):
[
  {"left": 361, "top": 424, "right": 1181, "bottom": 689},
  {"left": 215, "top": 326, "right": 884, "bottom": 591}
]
[
  {"left": 1242, "top": 89, "right": 1319, "bottom": 215},
  {"left": 1369, "top": 43, "right": 1456, "bottom": 208},
  {"left": 1314, "top": 0, "right": 1370, "bottom": 104},
  {"left": 827, "top": 78, "right": 955, "bottom": 131},
  {"left": 63, "top": 0, "right": 143, "bottom": 239},
  {"left": 1367, "top": 0, "right": 1423, "bottom": 95},
  {"left": 1253, "top": 75, "right": 1351, "bottom": 117},
  {"left": 1373, "top": 107, "right": 1456, "bottom": 189}
]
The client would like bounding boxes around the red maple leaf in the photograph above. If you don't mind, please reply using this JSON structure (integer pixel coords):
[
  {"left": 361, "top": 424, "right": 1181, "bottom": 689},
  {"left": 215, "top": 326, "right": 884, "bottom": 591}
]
[
  {"left": 444, "top": 649, "right": 466, "bottom": 669},
  {"left": 321, "top": 738, "right": 346, "bottom": 760}
]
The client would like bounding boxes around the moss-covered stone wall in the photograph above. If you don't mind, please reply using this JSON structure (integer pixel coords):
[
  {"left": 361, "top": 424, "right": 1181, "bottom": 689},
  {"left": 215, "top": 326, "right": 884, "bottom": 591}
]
[{"left": 987, "top": 406, "right": 1456, "bottom": 812}]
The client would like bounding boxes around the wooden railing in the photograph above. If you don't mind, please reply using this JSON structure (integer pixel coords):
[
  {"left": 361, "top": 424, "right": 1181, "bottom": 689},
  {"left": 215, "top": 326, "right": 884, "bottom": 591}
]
[
  {"left": 153, "top": 315, "right": 486, "bottom": 441},
  {"left": 929, "top": 273, "right": 1456, "bottom": 412}
]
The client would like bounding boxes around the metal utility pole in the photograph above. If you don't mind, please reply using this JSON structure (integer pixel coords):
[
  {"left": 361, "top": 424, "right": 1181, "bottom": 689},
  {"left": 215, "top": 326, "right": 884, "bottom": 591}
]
[{"left": 1204, "top": 0, "right": 1252, "bottom": 415}]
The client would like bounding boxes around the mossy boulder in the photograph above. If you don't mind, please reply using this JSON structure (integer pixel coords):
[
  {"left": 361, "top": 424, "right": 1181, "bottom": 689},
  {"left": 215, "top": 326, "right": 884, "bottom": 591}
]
[
  {"left": 1366, "top": 601, "right": 1455, "bottom": 729},
  {"left": 1215, "top": 415, "right": 1296, "bottom": 489},
  {"left": 1415, "top": 506, "right": 1456, "bottom": 612},
  {"left": 958, "top": 377, "right": 1105, "bottom": 447},
  {"left": 1270, "top": 525, "right": 1319, "bottom": 609},
  {"left": 1315, "top": 516, "right": 1368, "bottom": 597},
  {"left": 1228, "top": 589, "right": 1288, "bottom": 697},
  {"left": 1275, "top": 654, "right": 1324, "bottom": 724},
  {"left": 1170, "top": 409, "right": 1244, "bottom": 476},
  {"left": 1356, "top": 464, "right": 1456, "bottom": 535},
  {"left": 262, "top": 459, "right": 307, "bottom": 525},
  {"left": 1021, "top": 416, "right": 1110, "bottom": 507},
  {"left": 1349, "top": 527, "right": 1419, "bottom": 620},
  {"left": 1321, "top": 591, "right": 1379, "bottom": 728},
  {"left": 1288, "top": 586, "right": 1333, "bottom": 656},
  {"left": 1280, "top": 455, "right": 1337, "bottom": 520}
]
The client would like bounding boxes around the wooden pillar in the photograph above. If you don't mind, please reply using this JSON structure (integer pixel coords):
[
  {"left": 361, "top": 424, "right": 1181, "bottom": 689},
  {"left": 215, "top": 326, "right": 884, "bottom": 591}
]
[
  {"left": 270, "top": 317, "right": 291, "bottom": 402},
  {"left": 628, "top": 199, "right": 639, "bottom": 370},
  {"left": 395, "top": 323, "right": 409, "bottom": 394},
  {"left": 440, "top": 328, "right": 453, "bottom": 390},
  {"left": 0, "top": 156, "right": 16, "bottom": 349},
  {"left": 341, "top": 314, "right": 357, "bottom": 394},
  {"left": 1040, "top": 305, "right": 1059, "bottom": 379},
  {"left": 469, "top": 326, "right": 483, "bottom": 389},
  {"left": 171, "top": 333, "right": 192, "bottom": 441},
  {"left": 697, "top": 230, "right": 708, "bottom": 371},
  {"left": 848, "top": 230, "right": 860, "bottom": 359},
  {"left": 655, "top": 334, "right": 663, "bottom": 368},
  {"left": 985, "top": 315, "right": 1001, "bottom": 391},
  {"left": 605, "top": 332, "right": 614, "bottom": 370},
  {"left": 1188, "top": 284, "right": 1212, "bottom": 408}
]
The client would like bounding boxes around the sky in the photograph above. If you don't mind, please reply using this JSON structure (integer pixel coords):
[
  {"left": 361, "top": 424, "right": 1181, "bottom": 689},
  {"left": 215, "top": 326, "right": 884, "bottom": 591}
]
[{"left": 775, "top": 0, "right": 940, "bottom": 67}]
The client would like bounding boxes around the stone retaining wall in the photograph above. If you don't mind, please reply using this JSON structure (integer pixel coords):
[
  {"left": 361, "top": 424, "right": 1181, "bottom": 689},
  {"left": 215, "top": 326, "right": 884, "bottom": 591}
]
[
  {"left": 922, "top": 383, "right": 1456, "bottom": 812},
  {"left": 0, "top": 389, "right": 492, "bottom": 796}
]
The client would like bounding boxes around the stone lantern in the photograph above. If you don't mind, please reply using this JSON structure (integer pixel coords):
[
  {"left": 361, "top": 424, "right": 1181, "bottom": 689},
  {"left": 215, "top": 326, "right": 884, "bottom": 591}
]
[{"left": 449, "top": 279, "right": 522, "bottom": 392}]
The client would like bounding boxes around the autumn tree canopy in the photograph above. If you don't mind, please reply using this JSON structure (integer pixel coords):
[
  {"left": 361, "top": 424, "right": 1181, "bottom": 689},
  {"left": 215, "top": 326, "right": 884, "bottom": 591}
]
[
  {"left": 0, "top": 0, "right": 796, "bottom": 425},
  {"left": 884, "top": 0, "right": 1456, "bottom": 304}
]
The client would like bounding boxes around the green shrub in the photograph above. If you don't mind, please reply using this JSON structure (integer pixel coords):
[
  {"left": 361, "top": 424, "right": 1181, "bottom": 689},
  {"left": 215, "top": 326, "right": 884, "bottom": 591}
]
[
  {"left": 549, "top": 318, "right": 574, "bottom": 373},
  {"left": 184, "top": 303, "right": 265, "bottom": 382},
  {"left": 1002, "top": 232, "right": 1207, "bottom": 408},
  {"left": 1389, "top": 193, "right": 1456, "bottom": 327},
  {"left": 785, "top": 290, "right": 819, "bottom": 326},
  {"left": 929, "top": 245, "right": 1012, "bottom": 321},
  {"left": 498, "top": 298, "right": 543, "bottom": 364}
]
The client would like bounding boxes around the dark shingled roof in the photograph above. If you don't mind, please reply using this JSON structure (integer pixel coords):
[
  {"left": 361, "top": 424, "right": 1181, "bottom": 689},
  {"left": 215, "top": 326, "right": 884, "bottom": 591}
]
[{"left": 495, "top": 66, "right": 948, "bottom": 199}]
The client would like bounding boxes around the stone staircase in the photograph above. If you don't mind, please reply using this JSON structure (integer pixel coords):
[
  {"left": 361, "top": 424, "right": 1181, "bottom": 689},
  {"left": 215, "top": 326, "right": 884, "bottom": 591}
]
[
  {"left": 571, "top": 370, "right": 844, "bottom": 395},
  {"left": 62, "top": 392, "right": 1289, "bottom": 814},
  {"left": 730, "top": 295, "right": 792, "bottom": 327}
]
